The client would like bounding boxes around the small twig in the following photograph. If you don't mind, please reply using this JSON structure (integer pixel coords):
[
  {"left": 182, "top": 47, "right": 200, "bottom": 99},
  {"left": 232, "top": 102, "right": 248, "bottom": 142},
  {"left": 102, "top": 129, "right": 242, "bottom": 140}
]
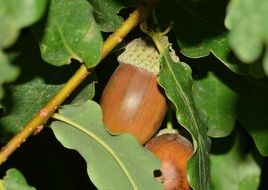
[{"left": 0, "top": 0, "right": 157, "bottom": 165}]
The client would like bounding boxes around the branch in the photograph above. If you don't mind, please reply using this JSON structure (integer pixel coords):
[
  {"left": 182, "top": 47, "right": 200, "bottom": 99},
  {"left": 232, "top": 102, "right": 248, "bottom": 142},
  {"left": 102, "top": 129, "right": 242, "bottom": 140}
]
[{"left": 0, "top": 0, "right": 157, "bottom": 165}]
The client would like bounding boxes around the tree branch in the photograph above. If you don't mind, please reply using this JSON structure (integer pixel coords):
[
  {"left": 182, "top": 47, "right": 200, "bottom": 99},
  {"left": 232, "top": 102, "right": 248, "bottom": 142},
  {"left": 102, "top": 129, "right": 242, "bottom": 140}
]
[{"left": 0, "top": 0, "right": 157, "bottom": 165}]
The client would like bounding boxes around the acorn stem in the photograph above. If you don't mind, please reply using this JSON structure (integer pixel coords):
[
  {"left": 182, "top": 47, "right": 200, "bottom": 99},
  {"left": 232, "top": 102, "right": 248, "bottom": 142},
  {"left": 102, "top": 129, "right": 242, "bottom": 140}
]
[
  {"left": 0, "top": 0, "right": 157, "bottom": 165},
  {"left": 140, "top": 22, "right": 164, "bottom": 53},
  {"left": 140, "top": 21, "right": 173, "bottom": 54},
  {"left": 166, "top": 121, "right": 173, "bottom": 131},
  {"left": 166, "top": 106, "right": 174, "bottom": 130}
]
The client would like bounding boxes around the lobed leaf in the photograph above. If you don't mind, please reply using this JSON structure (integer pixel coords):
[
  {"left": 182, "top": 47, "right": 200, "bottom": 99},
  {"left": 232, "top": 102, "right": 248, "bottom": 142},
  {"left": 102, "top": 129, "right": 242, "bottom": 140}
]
[
  {"left": 155, "top": 0, "right": 249, "bottom": 75},
  {"left": 0, "top": 70, "right": 62, "bottom": 141},
  {"left": 0, "top": 33, "right": 96, "bottom": 141},
  {"left": 193, "top": 71, "right": 237, "bottom": 137},
  {"left": 0, "top": 0, "right": 47, "bottom": 100},
  {"left": 35, "top": 0, "right": 102, "bottom": 68},
  {"left": 50, "top": 100, "right": 163, "bottom": 190},
  {"left": 0, "top": 70, "right": 95, "bottom": 142},
  {"left": 0, "top": 168, "right": 36, "bottom": 190},
  {"left": 158, "top": 48, "right": 211, "bottom": 190},
  {"left": 225, "top": 0, "right": 268, "bottom": 75},
  {"left": 0, "top": 0, "right": 47, "bottom": 48},
  {"left": 87, "top": 0, "right": 141, "bottom": 32}
]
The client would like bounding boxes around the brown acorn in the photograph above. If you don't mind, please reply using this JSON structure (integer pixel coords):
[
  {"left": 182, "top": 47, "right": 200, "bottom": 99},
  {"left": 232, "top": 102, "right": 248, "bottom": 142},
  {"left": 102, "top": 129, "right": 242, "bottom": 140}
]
[
  {"left": 100, "top": 38, "right": 167, "bottom": 144},
  {"left": 145, "top": 129, "right": 193, "bottom": 190}
]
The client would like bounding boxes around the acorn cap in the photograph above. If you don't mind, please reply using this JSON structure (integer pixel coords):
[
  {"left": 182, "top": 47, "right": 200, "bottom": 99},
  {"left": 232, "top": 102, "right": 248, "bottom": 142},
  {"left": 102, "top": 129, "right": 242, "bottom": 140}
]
[{"left": 117, "top": 38, "right": 160, "bottom": 75}]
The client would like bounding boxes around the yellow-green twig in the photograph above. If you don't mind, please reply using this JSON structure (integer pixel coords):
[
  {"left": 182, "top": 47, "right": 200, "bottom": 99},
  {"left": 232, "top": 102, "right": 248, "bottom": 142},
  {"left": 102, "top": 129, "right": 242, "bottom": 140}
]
[{"left": 0, "top": 0, "right": 157, "bottom": 165}]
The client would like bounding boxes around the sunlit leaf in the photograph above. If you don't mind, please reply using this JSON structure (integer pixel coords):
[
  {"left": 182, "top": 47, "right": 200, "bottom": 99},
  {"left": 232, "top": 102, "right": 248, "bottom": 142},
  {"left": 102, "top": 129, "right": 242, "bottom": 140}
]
[
  {"left": 158, "top": 47, "right": 211, "bottom": 190},
  {"left": 51, "top": 100, "right": 163, "bottom": 190}
]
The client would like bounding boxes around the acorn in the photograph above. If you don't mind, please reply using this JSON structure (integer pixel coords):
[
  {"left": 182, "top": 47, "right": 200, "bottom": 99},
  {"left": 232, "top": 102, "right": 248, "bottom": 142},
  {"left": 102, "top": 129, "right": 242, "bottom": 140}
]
[
  {"left": 100, "top": 38, "right": 168, "bottom": 144},
  {"left": 145, "top": 129, "right": 193, "bottom": 190}
]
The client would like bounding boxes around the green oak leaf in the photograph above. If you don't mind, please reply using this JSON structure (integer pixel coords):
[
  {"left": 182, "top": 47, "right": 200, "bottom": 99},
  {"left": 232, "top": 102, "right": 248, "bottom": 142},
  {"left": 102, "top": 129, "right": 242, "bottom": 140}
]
[
  {"left": 158, "top": 47, "right": 211, "bottom": 190},
  {"left": 0, "top": 67, "right": 64, "bottom": 141},
  {"left": 211, "top": 128, "right": 261, "bottom": 190},
  {"left": 237, "top": 78, "right": 268, "bottom": 156},
  {"left": 193, "top": 71, "right": 238, "bottom": 137},
  {"left": 70, "top": 72, "right": 96, "bottom": 104},
  {"left": 0, "top": 51, "right": 19, "bottom": 100},
  {"left": 0, "top": 33, "right": 65, "bottom": 140},
  {"left": 0, "top": 33, "right": 96, "bottom": 141},
  {"left": 225, "top": 0, "right": 268, "bottom": 75},
  {"left": 0, "top": 0, "right": 47, "bottom": 101},
  {"left": 0, "top": 168, "right": 36, "bottom": 190},
  {"left": 0, "top": 66, "right": 95, "bottom": 142},
  {"left": 35, "top": 0, "right": 102, "bottom": 68},
  {"left": 50, "top": 100, "right": 163, "bottom": 190},
  {"left": 180, "top": 34, "right": 251, "bottom": 76},
  {"left": 88, "top": 0, "right": 141, "bottom": 32},
  {"left": 155, "top": 0, "right": 249, "bottom": 75},
  {"left": 0, "top": 0, "right": 47, "bottom": 48}
]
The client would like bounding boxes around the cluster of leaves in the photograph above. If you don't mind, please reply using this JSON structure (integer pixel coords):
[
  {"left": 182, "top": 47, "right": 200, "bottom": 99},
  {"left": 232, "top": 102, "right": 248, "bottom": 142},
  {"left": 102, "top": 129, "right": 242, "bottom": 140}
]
[{"left": 0, "top": 0, "right": 267, "bottom": 190}]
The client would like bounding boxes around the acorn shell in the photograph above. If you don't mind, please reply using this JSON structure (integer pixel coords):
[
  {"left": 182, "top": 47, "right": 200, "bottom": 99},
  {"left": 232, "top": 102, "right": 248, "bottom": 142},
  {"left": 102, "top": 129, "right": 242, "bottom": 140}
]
[
  {"left": 100, "top": 63, "right": 167, "bottom": 144},
  {"left": 145, "top": 132, "right": 193, "bottom": 190}
]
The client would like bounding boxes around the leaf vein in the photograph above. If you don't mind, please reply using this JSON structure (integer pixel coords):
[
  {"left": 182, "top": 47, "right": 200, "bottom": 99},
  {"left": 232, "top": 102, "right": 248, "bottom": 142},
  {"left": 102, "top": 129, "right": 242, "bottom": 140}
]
[
  {"left": 52, "top": 113, "right": 138, "bottom": 190},
  {"left": 163, "top": 53, "right": 207, "bottom": 189},
  {"left": 56, "top": 24, "right": 81, "bottom": 61}
]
